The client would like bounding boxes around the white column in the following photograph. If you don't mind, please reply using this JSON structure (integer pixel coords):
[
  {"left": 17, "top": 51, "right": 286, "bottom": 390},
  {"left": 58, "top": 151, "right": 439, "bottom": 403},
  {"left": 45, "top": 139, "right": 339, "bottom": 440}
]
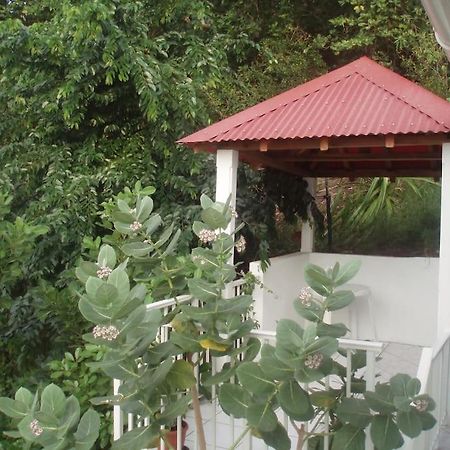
[
  {"left": 215, "top": 149, "right": 239, "bottom": 234},
  {"left": 301, "top": 178, "right": 317, "bottom": 253},
  {"left": 438, "top": 142, "right": 450, "bottom": 339}
]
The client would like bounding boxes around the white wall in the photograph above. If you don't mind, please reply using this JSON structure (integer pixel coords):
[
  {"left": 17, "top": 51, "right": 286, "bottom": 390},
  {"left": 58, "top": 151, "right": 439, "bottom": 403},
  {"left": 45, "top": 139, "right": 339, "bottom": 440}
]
[{"left": 250, "top": 252, "right": 439, "bottom": 346}]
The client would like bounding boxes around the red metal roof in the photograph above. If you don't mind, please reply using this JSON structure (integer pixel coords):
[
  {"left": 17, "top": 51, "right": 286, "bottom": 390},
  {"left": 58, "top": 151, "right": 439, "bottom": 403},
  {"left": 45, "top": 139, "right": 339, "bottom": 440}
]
[{"left": 179, "top": 57, "right": 450, "bottom": 146}]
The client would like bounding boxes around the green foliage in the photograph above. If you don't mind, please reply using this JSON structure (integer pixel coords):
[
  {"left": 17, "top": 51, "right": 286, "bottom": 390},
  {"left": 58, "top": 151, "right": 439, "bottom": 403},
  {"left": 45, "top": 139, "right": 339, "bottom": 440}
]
[
  {"left": 48, "top": 346, "right": 112, "bottom": 449},
  {"left": 319, "top": 178, "right": 441, "bottom": 256},
  {"left": 0, "top": 385, "right": 100, "bottom": 449}
]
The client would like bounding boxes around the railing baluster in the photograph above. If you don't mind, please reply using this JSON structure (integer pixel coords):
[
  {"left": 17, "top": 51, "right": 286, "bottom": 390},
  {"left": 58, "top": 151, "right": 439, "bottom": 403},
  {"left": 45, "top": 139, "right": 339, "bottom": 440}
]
[
  {"left": 346, "top": 349, "right": 352, "bottom": 398},
  {"left": 113, "top": 379, "right": 123, "bottom": 440}
]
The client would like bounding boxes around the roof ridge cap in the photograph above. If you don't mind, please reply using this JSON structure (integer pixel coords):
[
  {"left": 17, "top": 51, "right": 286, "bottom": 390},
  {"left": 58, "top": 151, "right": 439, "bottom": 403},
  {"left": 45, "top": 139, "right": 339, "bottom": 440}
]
[{"left": 356, "top": 70, "right": 450, "bottom": 131}]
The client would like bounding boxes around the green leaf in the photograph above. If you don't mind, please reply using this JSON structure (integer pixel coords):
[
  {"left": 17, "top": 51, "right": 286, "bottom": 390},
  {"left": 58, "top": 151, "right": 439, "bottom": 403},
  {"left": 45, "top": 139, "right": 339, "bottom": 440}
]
[
  {"left": 304, "top": 264, "right": 332, "bottom": 296},
  {"left": 304, "top": 336, "right": 338, "bottom": 358},
  {"left": 111, "top": 426, "right": 155, "bottom": 450},
  {"left": 278, "top": 380, "right": 313, "bottom": 421},
  {"left": 331, "top": 424, "right": 365, "bottom": 450},
  {"left": 317, "top": 322, "right": 348, "bottom": 337},
  {"left": 325, "top": 290, "right": 355, "bottom": 311},
  {"left": 158, "top": 395, "right": 191, "bottom": 424},
  {"left": 203, "top": 364, "right": 235, "bottom": 386},
  {"left": 247, "top": 402, "right": 278, "bottom": 432},
  {"left": 243, "top": 337, "right": 261, "bottom": 362},
  {"left": 97, "top": 244, "right": 116, "bottom": 268},
  {"left": 390, "top": 374, "right": 411, "bottom": 398},
  {"left": 259, "top": 423, "right": 291, "bottom": 450},
  {"left": 418, "top": 412, "right": 436, "bottom": 430},
  {"left": 218, "top": 384, "right": 250, "bottom": 418},
  {"left": 145, "top": 214, "right": 162, "bottom": 235},
  {"left": 236, "top": 362, "right": 276, "bottom": 396},
  {"left": 0, "top": 397, "right": 28, "bottom": 419},
  {"left": 334, "top": 261, "right": 361, "bottom": 287},
  {"left": 57, "top": 395, "right": 80, "bottom": 437},
  {"left": 364, "top": 391, "right": 396, "bottom": 414},
  {"left": 108, "top": 268, "right": 130, "bottom": 300},
  {"left": 137, "top": 196, "right": 153, "bottom": 222},
  {"left": 15, "top": 388, "right": 33, "bottom": 409},
  {"left": 74, "top": 409, "right": 100, "bottom": 450},
  {"left": 310, "top": 390, "right": 339, "bottom": 409},
  {"left": 41, "top": 384, "right": 66, "bottom": 417},
  {"left": 370, "top": 415, "right": 404, "bottom": 450},
  {"left": 276, "top": 319, "right": 304, "bottom": 349},
  {"left": 121, "top": 242, "right": 152, "bottom": 258},
  {"left": 294, "top": 299, "right": 322, "bottom": 322},
  {"left": 201, "top": 207, "right": 228, "bottom": 229},
  {"left": 260, "top": 345, "right": 294, "bottom": 381},
  {"left": 79, "top": 297, "right": 111, "bottom": 323},
  {"left": 166, "top": 360, "right": 196, "bottom": 390},
  {"left": 397, "top": 410, "right": 422, "bottom": 438},
  {"left": 200, "top": 194, "right": 214, "bottom": 209},
  {"left": 336, "top": 398, "right": 372, "bottom": 428},
  {"left": 406, "top": 378, "right": 421, "bottom": 397},
  {"left": 188, "top": 278, "right": 219, "bottom": 302}
]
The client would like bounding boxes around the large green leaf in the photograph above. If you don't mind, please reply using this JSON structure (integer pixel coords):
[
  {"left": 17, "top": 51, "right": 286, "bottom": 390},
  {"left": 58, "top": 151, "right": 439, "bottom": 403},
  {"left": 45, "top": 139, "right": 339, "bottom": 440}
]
[
  {"left": 259, "top": 423, "right": 291, "bottom": 450},
  {"left": 397, "top": 410, "right": 422, "bottom": 438},
  {"left": 188, "top": 278, "right": 219, "bottom": 302},
  {"left": 201, "top": 207, "right": 228, "bottom": 229},
  {"left": 364, "top": 390, "right": 396, "bottom": 414},
  {"left": 325, "top": 290, "right": 355, "bottom": 311},
  {"left": 370, "top": 415, "right": 404, "bottom": 450},
  {"left": 260, "top": 345, "right": 294, "bottom": 381},
  {"left": 108, "top": 268, "right": 130, "bottom": 300},
  {"left": 317, "top": 322, "right": 348, "bottom": 338},
  {"left": 166, "top": 360, "right": 196, "bottom": 390},
  {"left": 334, "top": 261, "right": 361, "bottom": 287},
  {"left": 294, "top": 300, "right": 323, "bottom": 322},
  {"left": 0, "top": 397, "right": 28, "bottom": 419},
  {"left": 136, "top": 196, "right": 153, "bottom": 222},
  {"left": 158, "top": 395, "right": 191, "bottom": 424},
  {"left": 389, "top": 374, "right": 411, "bottom": 398},
  {"left": 111, "top": 425, "right": 156, "bottom": 450},
  {"left": 74, "top": 409, "right": 100, "bottom": 450},
  {"left": 276, "top": 319, "right": 304, "bottom": 349},
  {"left": 277, "top": 380, "right": 313, "bottom": 421},
  {"left": 97, "top": 244, "right": 116, "bottom": 269},
  {"left": 57, "top": 395, "right": 80, "bottom": 438},
  {"left": 236, "top": 362, "right": 276, "bottom": 396},
  {"left": 304, "top": 264, "right": 332, "bottom": 296},
  {"left": 331, "top": 424, "right": 365, "bottom": 450},
  {"left": 247, "top": 402, "right": 278, "bottom": 432},
  {"left": 121, "top": 242, "right": 153, "bottom": 258},
  {"left": 41, "top": 384, "right": 66, "bottom": 418},
  {"left": 336, "top": 398, "right": 372, "bottom": 428},
  {"left": 418, "top": 412, "right": 436, "bottom": 431},
  {"left": 15, "top": 388, "right": 34, "bottom": 409},
  {"left": 304, "top": 336, "right": 338, "bottom": 358},
  {"left": 218, "top": 384, "right": 250, "bottom": 418}
]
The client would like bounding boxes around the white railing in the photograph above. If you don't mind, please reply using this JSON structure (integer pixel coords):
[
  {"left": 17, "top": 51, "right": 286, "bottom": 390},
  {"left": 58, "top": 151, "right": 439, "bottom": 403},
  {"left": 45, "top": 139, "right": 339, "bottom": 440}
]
[
  {"left": 113, "top": 281, "right": 384, "bottom": 450},
  {"left": 409, "top": 333, "right": 450, "bottom": 450}
]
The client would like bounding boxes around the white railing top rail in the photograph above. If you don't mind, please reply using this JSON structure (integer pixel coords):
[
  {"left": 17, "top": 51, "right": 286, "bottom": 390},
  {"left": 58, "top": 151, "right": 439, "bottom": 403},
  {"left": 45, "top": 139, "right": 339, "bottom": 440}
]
[
  {"left": 144, "top": 278, "right": 246, "bottom": 312},
  {"left": 250, "top": 329, "right": 384, "bottom": 352}
]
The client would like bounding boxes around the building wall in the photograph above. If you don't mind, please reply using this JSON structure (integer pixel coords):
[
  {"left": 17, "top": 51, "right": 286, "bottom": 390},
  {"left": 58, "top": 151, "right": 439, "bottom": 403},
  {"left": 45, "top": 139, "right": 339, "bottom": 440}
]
[{"left": 250, "top": 252, "right": 438, "bottom": 346}]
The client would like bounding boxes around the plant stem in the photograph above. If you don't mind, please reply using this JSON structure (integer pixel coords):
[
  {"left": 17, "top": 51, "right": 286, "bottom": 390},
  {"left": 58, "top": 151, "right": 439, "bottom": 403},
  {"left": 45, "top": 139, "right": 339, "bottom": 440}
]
[
  {"left": 290, "top": 420, "right": 305, "bottom": 450},
  {"left": 227, "top": 426, "right": 250, "bottom": 450},
  {"left": 190, "top": 382, "right": 207, "bottom": 450}
]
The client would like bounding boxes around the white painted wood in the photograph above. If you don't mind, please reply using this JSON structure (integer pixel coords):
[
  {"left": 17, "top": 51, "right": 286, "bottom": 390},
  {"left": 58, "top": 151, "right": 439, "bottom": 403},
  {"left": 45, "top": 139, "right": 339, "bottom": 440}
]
[
  {"left": 301, "top": 178, "right": 317, "bottom": 253},
  {"left": 215, "top": 149, "right": 239, "bottom": 235},
  {"left": 438, "top": 142, "right": 450, "bottom": 340},
  {"left": 113, "top": 379, "right": 123, "bottom": 440}
]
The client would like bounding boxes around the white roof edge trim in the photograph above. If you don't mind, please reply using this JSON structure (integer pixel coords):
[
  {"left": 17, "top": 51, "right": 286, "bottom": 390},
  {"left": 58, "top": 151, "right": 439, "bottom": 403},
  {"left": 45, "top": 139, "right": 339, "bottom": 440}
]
[{"left": 421, "top": 0, "right": 450, "bottom": 61}]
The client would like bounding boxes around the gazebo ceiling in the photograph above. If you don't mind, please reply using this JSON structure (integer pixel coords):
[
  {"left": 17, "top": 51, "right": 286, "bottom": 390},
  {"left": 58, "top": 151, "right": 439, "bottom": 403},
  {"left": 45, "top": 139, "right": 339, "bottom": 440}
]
[{"left": 179, "top": 57, "right": 450, "bottom": 178}]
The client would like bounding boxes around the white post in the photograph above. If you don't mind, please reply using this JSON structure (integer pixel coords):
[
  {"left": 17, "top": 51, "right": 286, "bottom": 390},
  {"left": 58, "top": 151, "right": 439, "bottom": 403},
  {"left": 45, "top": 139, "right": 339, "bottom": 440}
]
[
  {"left": 438, "top": 142, "right": 450, "bottom": 340},
  {"left": 301, "top": 178, "right": 317, "bottom": 253},
  {"left": 215, "top": 149, "right": 239, "bottom": 235}
]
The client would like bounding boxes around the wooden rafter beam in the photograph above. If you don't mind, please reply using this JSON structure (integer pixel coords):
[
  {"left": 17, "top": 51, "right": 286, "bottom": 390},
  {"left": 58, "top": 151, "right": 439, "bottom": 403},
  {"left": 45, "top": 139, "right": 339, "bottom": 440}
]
[{"left": 189, "top": 133, "right": 448, "bottom": 153}]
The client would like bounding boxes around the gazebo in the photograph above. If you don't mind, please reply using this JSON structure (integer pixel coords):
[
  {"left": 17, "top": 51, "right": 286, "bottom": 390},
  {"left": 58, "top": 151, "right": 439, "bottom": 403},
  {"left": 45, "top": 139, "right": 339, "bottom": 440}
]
[{"left": 179, "top": 56, "right": 450, "bottom": 341}]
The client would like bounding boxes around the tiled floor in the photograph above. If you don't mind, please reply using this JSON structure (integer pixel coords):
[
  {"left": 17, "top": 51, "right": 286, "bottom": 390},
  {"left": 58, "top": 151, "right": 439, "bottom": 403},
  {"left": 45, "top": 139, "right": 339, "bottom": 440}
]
[{"left": 183, "top": 342, "right": 424, "bottom": 450}]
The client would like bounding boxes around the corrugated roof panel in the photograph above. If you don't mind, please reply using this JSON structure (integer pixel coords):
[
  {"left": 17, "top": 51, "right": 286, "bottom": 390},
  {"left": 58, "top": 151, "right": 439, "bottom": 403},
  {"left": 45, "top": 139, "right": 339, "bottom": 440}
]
[{"left": 179, "top": 57, "right": 450, "bottom": 146}]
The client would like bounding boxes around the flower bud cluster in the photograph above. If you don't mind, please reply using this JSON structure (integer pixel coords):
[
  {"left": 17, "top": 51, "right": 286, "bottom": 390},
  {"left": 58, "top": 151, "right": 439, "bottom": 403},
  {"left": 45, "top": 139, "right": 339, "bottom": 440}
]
[
  {"left": 93, "top": 325, "right": 120, "bottom": 341},
  {"left": 298, "top": 288, "right": 312, "bottom": 307},
  {"left": 412, "top": 399, "right": 428, "bottom": 412},
  {"left": 304, "top": 352, "right": 323, "bottom": 370},
  {"left": 235, "top": 235, "right": 246, "bottom": 254},
  {"left": 130, "top": 221, "right": 143, "bottom": 232},
  {"left": 198, "top": 229, "right": 217, "bottom": 244},
  {"left": 30, "top": 419, "right": 43, "bottom": 436},
  {"left": 96, "top": 266, "right": 112, "bottom": 279}
]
